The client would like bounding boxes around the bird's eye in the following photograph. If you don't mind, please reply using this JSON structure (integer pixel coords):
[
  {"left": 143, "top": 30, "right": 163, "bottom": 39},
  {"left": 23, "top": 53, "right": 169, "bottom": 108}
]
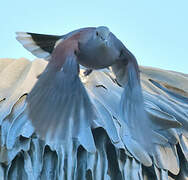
[{"left": 96, "top": 32, "right": 99, "bottom": 36}]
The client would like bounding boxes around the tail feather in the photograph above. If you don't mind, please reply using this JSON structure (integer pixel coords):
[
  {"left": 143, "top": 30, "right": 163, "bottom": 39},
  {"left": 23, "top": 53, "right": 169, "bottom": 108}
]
[{"left": 16, "top": 32, "right": 62, "bottom": 60}]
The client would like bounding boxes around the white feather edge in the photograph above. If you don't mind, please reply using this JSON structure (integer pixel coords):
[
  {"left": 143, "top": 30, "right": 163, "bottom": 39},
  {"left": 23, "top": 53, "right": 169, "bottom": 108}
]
[{"left": 16, "top": 32, "right": 51, "bottom": 60}]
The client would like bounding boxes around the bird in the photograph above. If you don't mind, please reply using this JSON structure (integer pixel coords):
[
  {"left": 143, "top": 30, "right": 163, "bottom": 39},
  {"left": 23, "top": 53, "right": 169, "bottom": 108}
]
[{"left": 16, "top": 26, "right": 162, "bottom": 166}]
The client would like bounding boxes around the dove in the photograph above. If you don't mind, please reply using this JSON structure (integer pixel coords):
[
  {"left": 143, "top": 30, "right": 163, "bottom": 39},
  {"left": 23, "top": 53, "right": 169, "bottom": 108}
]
[{"left": 16, "top": 26, "right": 164, "bottom": 166}]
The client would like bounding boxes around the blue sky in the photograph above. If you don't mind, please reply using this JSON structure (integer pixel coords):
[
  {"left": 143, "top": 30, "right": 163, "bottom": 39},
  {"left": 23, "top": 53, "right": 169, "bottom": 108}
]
[{"left": 0, "top": 0, "right": 187, "bottom": 73}]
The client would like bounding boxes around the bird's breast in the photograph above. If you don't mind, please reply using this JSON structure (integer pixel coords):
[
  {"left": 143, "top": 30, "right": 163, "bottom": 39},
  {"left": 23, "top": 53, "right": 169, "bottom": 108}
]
[{"left": 77, "top": 41, "right": 119, "bottom": 69}]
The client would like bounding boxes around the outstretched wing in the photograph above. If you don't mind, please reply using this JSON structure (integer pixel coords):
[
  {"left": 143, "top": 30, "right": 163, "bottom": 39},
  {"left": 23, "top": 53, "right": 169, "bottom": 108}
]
[
  {"left": 26, "top": 40, "right": 97, "bottom": 151},
  {"left": 110, "top": 36, "right": 182, "bottom": 169},
  {"left": 16, "top": 27, "right": 94, "bottom": 61}
]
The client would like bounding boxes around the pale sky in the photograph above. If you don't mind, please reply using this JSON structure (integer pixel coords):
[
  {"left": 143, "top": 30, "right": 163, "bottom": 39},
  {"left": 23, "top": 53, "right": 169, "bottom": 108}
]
[{"left": 0, "top": 0, "right": 187, "bottom": 73}]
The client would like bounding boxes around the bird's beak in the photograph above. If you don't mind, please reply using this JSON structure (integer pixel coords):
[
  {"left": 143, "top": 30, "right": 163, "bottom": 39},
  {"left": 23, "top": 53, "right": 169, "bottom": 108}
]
[
  {"left": 100, "top": 34, "right": 110, "bottom": 47},
  {"left": 104, "top": 39, "right": 109, "bottom": 47}
]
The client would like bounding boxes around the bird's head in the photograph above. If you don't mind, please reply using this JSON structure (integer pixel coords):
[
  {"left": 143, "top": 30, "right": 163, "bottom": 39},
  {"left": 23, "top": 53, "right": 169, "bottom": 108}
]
[{"left": 95, "top": 26, "right": 110, "bottom": 45}]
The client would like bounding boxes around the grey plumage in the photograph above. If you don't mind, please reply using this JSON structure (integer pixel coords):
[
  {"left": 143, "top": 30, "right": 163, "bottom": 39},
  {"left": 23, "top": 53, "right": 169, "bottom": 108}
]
[{"left": 26, "top": 57, "right": 97, "bottom": 149}]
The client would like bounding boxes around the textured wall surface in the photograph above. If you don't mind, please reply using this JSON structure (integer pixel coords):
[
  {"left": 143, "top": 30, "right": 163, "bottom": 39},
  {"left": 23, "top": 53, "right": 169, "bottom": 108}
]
[{"left": 0, "top": 58, "right": 187, "bottom": 180}]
